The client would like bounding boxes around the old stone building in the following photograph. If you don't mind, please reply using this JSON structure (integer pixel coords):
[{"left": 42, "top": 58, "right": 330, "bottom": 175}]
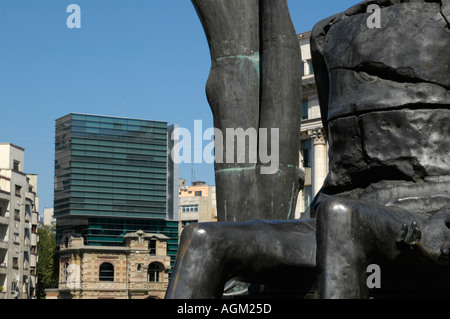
[
  {"left": 295, "top": 31, "right": 329, "bottom": 218},
  {"left": 57, "top": 230, "right": 171, "bottom": 299}
]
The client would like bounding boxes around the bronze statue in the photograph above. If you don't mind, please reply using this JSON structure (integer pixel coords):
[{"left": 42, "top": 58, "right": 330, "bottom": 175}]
[
  {"left": 192, "top": 0, "right": 304, "bottom": 222},
  {"left": 166, "top": 0, "right": 450, "bottom": 299}
]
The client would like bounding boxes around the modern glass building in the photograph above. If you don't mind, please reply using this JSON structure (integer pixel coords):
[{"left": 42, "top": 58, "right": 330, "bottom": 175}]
[{"left": 54, "top": 113, "right": 179, "bottom": 268}]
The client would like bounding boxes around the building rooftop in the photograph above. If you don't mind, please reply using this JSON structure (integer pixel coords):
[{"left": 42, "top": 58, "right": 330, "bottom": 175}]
[
  {"left": 55, "top": 112, "right": 168, "bottom": 124},
  {"left": 0, "top": 143, "right": 25, "bottom": 151}
]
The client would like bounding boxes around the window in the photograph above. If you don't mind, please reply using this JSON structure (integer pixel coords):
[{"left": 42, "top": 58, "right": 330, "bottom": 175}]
[
  {"left": 302, "top": 59, "right": 314, "bottom": 76},
  {"left": 149, "top": 240, "right": 156, "bottom": 256},
  {"left": 301, "top": 140, "right": 312, "bottom": 168},
  {"left": 301, "top": 100, "right": 309, "bottom": 120},
  {"left": 23, "top": 252, "right": 29, "bottom": 270},
  {"left": 25, "top": 205, "right": 31, "bottom": 221},
  {"left": 137, "top": 264, "right": 142, "bottom": 272},
  {"left": 307, "top": 59, "right": 314, "bottom": 75},
  {"left": 15, "top": 185, "right": 21, "bottom": 197},
  {"left": 181, "top": 205, "right": 199, "bottom": 213},
  {"left": 13, "top": 161, "right": 20, "bottom": 171},
  {"left": 13, "top": 257, "right": 19, "bottom": 269},
  {"left": 148, "top": 262, "right": 164, "bottom": 283},
  {"left": 194, "top": 191, "right": 202, "bottom": 197},
  {"left": 11, "top": 281, "right": 18, "bottom": 294},
  {"left": 303, "top": 186, "right": 313, "bottom": 212},
  {"left": 14, "top": 209, "right": 20, "bottom": 221},
  {"left": 99, "top": 262, "right": 114, "bottom": 281},
  {"left": 13, "top": 233, "right": 19, "bottom": 243},
  {"left": 63, "top": 262, "right": 70, "bottom": 281},
  {"left": 24, "top": 229, "right": 30, "bottom": 246}
]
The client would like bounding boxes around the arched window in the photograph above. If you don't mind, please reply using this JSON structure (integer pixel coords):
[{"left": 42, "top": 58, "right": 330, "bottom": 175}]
[
  {"left": 63, "top": 262, "right": 70, "bottom": 281},
  {"left": 99, "top": 262, "right": 114, "bottom": 282},
  {"left": 148, "top": 262, "right": 164, "bottom": 283}
]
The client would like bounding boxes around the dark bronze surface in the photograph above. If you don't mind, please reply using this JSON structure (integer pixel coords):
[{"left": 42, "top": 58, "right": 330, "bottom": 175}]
[{"left": 166, "top": 0, "right": 450, "bottom": 299}]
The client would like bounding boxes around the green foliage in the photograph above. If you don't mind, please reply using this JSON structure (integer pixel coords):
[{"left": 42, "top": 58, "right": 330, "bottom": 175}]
[{"left": 36, "top": 224, "right": 59, "bottom": 299}]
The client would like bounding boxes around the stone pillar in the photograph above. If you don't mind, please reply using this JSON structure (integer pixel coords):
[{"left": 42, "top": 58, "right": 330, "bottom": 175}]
[{"left": 310, "top": 128, "right": 327, "bottom": 197}]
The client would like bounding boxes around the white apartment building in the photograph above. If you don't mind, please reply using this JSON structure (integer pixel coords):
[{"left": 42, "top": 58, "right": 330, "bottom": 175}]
[
  {"left": 0, "top": 143, "right": 39, "bottom": 299},
  {"left": 295, "top": 32, "right": 329, "bottom": 218}
]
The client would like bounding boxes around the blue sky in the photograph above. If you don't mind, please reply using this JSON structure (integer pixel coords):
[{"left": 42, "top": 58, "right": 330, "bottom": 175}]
[{"left": 0, "top": 0, "right": 358, "bottom": 215}]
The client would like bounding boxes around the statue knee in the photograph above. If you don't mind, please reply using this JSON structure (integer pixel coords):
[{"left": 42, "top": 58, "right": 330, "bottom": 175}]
[
  {"left": 180, "top": 223, "right": 202, "bottom": 241},
  {"left": 317, "top": 197, "right": 374, "bottom": 258},
  {"left": 317, "top": 197, "right": 353, "bottom": 226},
  {"left": 179, "top": 222, "right": 217, "bottom": 249}
]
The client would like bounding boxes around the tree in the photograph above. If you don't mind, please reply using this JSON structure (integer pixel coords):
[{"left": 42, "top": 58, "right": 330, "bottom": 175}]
[{"left": 36, "top": 224, "right": 59, "bottom": 299}]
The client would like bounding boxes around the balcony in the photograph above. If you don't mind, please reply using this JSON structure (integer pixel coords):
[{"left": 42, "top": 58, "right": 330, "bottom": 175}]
[
  {"left": 0, "top": 191, "right": 9, "bottom": 203},
  {"left": 0, "top": 264, "right": 6, "bottom": 275},
  {"left": 31, "top": 212, "right": 38, "bottom": 225},
  {"left": 30, "top": 254, "right": 37, "bottom": 267},
  {"left": 0, "top": 240, "right": 7, "bottom": 250},
  {"left": 31, "top": 234, "right": 37, "bottom": 246},
  {"left": 0, "top": 216, "right": 8, "bottom": 225},
  {"left": 26, "top": 192, "right": 34, "bottom": 202}
]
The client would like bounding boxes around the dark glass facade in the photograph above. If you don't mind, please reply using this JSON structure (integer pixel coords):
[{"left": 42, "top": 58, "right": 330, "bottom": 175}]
[{"left": 54, "top": 113, "right": 178, "bottom": 266}]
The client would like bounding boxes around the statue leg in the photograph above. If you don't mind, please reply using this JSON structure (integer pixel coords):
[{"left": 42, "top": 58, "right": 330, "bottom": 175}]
[
  {"left": 315, "top": 197, "right": 424, "bottom": 299},
  {"left": 257, "top": 0, "right": 304, "bottom": 220},
  {"left": 192, "top": 0, "right": 303, "bottom": 221},
  {"left": 165, "top": 219, "right": 316, "bottom": 299},
  {"left": 192, "top": 0, "right": 261, "bottom": 222}
]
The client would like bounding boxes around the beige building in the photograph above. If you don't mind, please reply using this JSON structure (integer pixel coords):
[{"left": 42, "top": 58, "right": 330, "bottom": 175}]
[
  {"left": 178, "top": 179, "right": 217, "bottom": 229},
  {"left": 43, "top": 207, "right": 55, "bottom": 226},
  {"left": 0, "top": 143, "right": 39, "bottom": 299},
  {"left": 57, "top": 230, "right": 171, "bottom": 299},
  {"left": 295, "top": 32, "right": 329, "bottom": 218}
]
